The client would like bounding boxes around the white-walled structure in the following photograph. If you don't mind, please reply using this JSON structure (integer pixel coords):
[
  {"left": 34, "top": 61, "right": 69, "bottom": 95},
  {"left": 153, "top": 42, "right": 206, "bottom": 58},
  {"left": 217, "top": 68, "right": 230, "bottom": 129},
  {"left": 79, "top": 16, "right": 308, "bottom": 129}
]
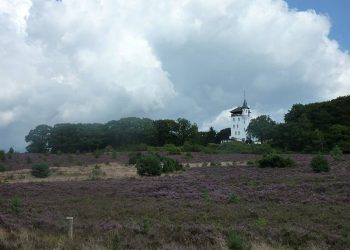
[{"left": 230, "top": 98, "right": 251, "bottom": 141}]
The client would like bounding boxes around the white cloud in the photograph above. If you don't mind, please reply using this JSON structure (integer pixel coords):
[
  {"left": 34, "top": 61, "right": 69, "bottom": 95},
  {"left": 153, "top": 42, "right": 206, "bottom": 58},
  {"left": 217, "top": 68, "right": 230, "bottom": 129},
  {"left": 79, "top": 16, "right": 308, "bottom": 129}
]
[{"left": 0, "top": 0, "right": 350, "bottom": 150}]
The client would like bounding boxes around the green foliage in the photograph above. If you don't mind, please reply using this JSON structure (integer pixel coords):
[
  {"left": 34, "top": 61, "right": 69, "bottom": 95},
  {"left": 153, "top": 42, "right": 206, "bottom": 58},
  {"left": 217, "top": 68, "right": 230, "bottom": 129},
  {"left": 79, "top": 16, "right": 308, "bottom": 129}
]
[
  {"left": 163, "top": 144, "right": 181, "bottom": 155},
  {"left": 215, "top": 128, "right": 231, "bottom": 143},
  {"left": 136, "top": 154, "right": 162, "bottom": 176},
  {"left": 31, "top": 163, "right": 50, "bottom": 178},
  {"left": 228, "top": 193, "right": 240, "bottom": 204},
  {"left": 310, "top": 154, "right": 330, "bottom": 173},
  {"left": 0, "top": 165, "right": 6, "bottom": 172},
  {"left": 141, "top": 217, "right": 151, "bottom": 235},
  {"left": 0, "top": 150, "right": 5, "bottom": 161},
  {"left": 128, "top": 152, "right": 142, "bottom": 165},
  {"left": 111, "top": 233, "right": 121, "bottom": 250},
  {"left": 11, "top": 195, "right": 22, "bottom": 214},
  {"left": 93, "top": 149, "right": 102, "bottom": 158},
  {"left": 330, "top": 145, "right": 343, "bottom": 161},
  {"left": 258, "top": 153, "right": 295, "bottom": 168},
  {"left": 8, "top": 147, "right": 14, "bottom": 154},
  {"left": 210, "top": 161, "right": 221, "bottom": 167},
  {"left": 182, "top": 141, "right": 202, "bottom": 152},
  {"left": 26, "top": 156, "right": 33, "bottom": 164},
  {"left": 256, "top": 217, "right": 268, "bottom": 227},
  {"left": 25, "top": 124, "right": 52, "bottom": 153},
  {"left": 184, "top": 152, "right": 193, "bottom": 158},
  {"left": 247, "top": 115, "right": 277, "bottom": 143},
  {"left": 90, "top": 165, "right": 103, "bottom": 180},
  {"left": 162, "top": 157, "right": 183, "bottom": 173},
  {"left": 227, "top": 231, "right": 246, "bottom": 250},
  {"left": 217, "top": 141, "right": 272, "bottom": 154}
]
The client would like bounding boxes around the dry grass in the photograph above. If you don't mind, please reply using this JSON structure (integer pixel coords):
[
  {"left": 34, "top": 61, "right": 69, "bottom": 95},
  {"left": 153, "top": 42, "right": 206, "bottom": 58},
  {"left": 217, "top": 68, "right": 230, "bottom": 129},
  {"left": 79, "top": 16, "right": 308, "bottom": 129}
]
[{"left": 0, "top": 162, "right": 137, "bottom": 184}]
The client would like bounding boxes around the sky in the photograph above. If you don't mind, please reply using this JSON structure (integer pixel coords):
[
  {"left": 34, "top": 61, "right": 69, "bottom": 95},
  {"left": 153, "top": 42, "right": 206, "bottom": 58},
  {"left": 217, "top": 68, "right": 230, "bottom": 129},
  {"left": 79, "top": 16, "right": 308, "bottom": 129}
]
[{"left": 0, "top": 0, "right": 350, "bottom": 151}]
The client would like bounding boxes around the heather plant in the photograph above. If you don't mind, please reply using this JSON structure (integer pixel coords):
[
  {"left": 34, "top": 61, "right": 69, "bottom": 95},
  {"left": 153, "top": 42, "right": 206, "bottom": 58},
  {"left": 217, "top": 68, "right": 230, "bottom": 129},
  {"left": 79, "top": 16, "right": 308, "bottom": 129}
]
[
  {"left": 136, "top": 154, "right": 162, "bottom": 176},
  {"left": 256, "top": 217, "right": 268, "bottom": 227},
  {"left": 31, "top": 163, "right": 50, "bottom": 178},
  {"left": 112, "top": 150, "right": 118, "bottom": 159},
  {"left": 185, "top": 152, "right": 193, "bottom": 158},
  {"left": 93, "top": 150, "right": 102, "bottom": 158},
  {"left": 330, "top": 145, "right": 343, "bottom": 161},
  {"left": 227, "top": 231, "right": 247, "bottom": 250},
  {"left": 202, "top": 162, "right": 208, "bottom": 167},
  {"left": 11, "top": 195, "right": 22, "bottom": 214},
  {"left": 258, "top": 153, "right": 295, "bottom": 168},
  {"left": 310, "top": 154, "right": 330, "bottom": 173}
]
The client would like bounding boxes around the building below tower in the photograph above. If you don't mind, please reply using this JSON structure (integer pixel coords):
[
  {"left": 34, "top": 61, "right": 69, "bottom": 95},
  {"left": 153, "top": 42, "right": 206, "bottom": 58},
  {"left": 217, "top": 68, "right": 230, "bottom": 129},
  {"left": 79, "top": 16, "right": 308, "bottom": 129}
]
[{"left": 230, "top": 98, "right": 251, "bottom": 142}]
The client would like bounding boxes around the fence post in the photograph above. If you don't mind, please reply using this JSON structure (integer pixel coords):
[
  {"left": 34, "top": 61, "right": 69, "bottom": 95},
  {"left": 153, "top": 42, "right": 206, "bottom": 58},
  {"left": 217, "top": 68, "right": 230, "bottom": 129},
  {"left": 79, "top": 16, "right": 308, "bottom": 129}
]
[{"left": 66, "top": 216, "right": 74, "bottom": 239}]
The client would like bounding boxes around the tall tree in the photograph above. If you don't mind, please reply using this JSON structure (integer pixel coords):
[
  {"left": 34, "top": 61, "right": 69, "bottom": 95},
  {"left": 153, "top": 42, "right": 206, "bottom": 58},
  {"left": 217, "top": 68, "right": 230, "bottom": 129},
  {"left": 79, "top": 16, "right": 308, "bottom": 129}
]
[
  {"left": 247, "top": 115, "right": 276, "bottom": 144},
  {"left": 25, "top": 125, "right": 52, "bottom": 153}
]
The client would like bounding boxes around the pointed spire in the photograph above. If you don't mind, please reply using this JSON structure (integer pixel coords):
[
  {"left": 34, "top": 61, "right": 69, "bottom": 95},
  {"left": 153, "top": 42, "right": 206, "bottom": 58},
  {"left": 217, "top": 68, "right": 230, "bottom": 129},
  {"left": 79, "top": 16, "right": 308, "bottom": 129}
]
[{"left": 242, "top": 91, "right": 248, "bottom": 108}]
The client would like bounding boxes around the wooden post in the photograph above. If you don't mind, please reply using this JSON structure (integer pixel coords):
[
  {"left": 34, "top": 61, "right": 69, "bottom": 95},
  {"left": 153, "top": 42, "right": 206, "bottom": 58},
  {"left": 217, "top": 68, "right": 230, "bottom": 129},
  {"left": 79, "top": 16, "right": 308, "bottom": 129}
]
[{"left": 66, "top": 216, "right": 74, "bottom": 239}]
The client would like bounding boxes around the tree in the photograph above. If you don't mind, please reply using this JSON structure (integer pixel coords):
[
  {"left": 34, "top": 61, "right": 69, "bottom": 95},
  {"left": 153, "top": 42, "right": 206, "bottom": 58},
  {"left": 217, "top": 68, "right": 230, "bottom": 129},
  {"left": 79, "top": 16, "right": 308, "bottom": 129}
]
[
  {"left": 247, "top": 115, "right": 276, "bottom": 144},
  {"left": 215, "top": 128, "right": 231, "bottom": 143},
  {"left": 175, "top": 118, "right": 198, "bottom": 145},
  {"left": 25, "top": 125, "right": 52, "bottom": 153}
]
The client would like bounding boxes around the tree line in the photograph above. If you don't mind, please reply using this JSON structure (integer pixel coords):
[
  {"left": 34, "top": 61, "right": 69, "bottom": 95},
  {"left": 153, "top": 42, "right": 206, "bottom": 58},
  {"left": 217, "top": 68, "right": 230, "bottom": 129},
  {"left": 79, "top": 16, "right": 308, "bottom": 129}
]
[
  {"left": 248, "top": 95, "right": 350, "bottom": 153},
  {"left": 25, "top": 117, "right": 231, "bottom": 153}
]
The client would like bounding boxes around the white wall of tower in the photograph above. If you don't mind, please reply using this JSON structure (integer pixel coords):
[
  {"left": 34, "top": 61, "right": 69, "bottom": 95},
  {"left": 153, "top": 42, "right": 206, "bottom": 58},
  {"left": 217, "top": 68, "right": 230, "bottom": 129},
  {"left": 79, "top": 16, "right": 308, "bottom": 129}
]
[{"left": 231, "top": 108, "right": 250, "bottom": 141}]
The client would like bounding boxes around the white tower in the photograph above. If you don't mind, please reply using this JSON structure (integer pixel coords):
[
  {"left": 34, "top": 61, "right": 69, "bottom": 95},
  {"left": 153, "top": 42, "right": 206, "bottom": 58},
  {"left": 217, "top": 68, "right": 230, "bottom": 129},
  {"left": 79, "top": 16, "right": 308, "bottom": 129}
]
[{"left": 230, "top": 97, "right": 251, "bottom": 141}]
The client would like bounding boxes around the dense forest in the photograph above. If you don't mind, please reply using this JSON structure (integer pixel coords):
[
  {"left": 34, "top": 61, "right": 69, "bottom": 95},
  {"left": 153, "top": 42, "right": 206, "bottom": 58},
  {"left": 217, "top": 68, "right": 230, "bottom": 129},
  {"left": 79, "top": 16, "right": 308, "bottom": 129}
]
[
  {"left": 248, "top": 95, "right": 350, "bottom": 152},
  {"left": 25, "top": 95, "right": 350, "bottom": 154},
  {"left": 25, "top": 118, "right": 231, "bottom": 153}
]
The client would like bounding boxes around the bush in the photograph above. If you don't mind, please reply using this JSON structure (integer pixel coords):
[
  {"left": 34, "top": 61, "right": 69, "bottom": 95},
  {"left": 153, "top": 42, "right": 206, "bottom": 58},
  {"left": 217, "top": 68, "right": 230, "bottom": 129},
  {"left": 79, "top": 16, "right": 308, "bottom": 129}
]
[
  {"left": 26, "top": 156, "right": 33, "bottom": 164},
  {"left": 0, "top": 150, "right": 5, "bottom": 161},
  {"left": 136, "top": 154, "right": 162, "bottom": 176},
  {"left": 227, "top": 231, "right": 246, "bottom": 250},
  {"left": 330, "top": 145, "right": 343, "bottom": 161},
  {"left": 128, "top": 152, "right": 142, "bottom": 165},
  {"left": 0, "top": 165, "right": 6, "bottom": 172},
  {"left": 163, "top": 144, "right": 181, "bottom": 155},
  {"left": 11, "top": 195, "right": 22, "bottom": 214},
  {"left": 111, "top": 233, "right": 122, "bottom": 250},
  {"left": 258, "top": 153, "right": 295, "bottom": 168},
  {"left": 31, "top": 163, "right": 50, "bottom": 178},
  {"left": 8, "top": 147, "right": 14, "bottom": 154},
  {"left": 182, "top": 142, "right": 202, "bottom": 152},
  {"left": 310, "top": 154, "right": 330, "bottom": 173},
  {"left": 162, "top": 157, "right": 183, "bottom": 173},
  {"left": 90, "top": 165, "right": 104, "bottom": 180}
]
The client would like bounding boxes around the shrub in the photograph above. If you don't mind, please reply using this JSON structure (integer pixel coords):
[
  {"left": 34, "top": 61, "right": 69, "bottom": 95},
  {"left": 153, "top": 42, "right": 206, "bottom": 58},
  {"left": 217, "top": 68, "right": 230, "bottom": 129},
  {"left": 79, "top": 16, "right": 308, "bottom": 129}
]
[
  {"left": 11, "top": 195, "right": 22, "bottom": 213},
  {"left": 26, "top": 155, "right": 33, "bottom": 164},
  {"left": 227, "top": 231, "right": 246, "bottom": 250},
  {"left": 31, "top": 163, "right": 50, "bottom": 178},
  {"left": 330, "top": 145, "right": 343, "bottom": 161},
  {"left": 162, "top": 157, "right": 183, "bottom": 173},
  {"left": 90, "top": 165, "right": 103, "bottom": 180},
  {"left": 258, "top": 153, "right": 295, "bottom": 168},
  {"left": 164, "top": 144, "right": 181, "bottom": 155},
  {"left": 210, "top": 161, "right": 221, "bottom": 167},
  {"left": 185, "top": 152, "right": 193, "bottom": 158},
  {"left": 111, "top": 233, "right": 121, "bottom": 250},
  {"left": 182, "top": 142, "right": 202, "bottom": 152},
  {"left": 0, "top": 150, "right": 5, "bottom": 161},
  {"left": 310, "top": 154, "right": 330, "bottom": 173},
  {"left": 8, "top": 147, "right": 14, "bottom": 154},
  {"left": 93, "top": 150, "right": 102, "bottom": 158},
  {"left": 136, "top": 154, "right": 162, "bottom": 176},
  {"left": 128, "top": 152, "right": 142, "bottom": 165},
  {"left": 0, "top": 165, "right": 6, "bottom": 172},
  {"left": 228, "top": 193, "right": 240, "bottom": 204}
]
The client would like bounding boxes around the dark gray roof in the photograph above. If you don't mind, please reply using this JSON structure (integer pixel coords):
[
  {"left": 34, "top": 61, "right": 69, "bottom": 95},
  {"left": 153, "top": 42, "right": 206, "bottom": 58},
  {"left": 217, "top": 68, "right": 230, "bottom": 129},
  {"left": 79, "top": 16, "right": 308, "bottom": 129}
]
[{"left": 242, "top": 99, "right": 248, "bottom": 108}]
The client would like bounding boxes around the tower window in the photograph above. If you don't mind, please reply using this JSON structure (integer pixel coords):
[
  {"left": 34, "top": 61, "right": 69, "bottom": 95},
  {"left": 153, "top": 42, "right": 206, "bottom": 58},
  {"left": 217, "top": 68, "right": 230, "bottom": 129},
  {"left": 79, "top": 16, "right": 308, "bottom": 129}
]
[
  {"left": 233, "top": 118, "right": 235, "bottom": 121},
  {"left": 237, "top": 124, "right": 238, "bottom": 128},
  {"left": 238, "top": 118, "right": 240, "bottom": 121},
  {"left": 238, "top": 131, "right": 240, "bottom": 135}
]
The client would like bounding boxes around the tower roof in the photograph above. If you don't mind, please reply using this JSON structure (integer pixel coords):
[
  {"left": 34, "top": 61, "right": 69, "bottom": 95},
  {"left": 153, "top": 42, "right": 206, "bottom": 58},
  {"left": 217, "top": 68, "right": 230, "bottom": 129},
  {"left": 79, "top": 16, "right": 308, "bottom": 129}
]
[{"left": 242, "top": 98, "right": 249, "bottom": 109}]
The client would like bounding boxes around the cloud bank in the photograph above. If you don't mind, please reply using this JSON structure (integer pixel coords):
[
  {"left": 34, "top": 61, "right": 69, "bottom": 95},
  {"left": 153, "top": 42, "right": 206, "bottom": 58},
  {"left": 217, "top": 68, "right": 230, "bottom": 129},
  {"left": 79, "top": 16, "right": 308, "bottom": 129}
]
[{"left": 1, "top": 0, "right": 350, "bottom": 150}]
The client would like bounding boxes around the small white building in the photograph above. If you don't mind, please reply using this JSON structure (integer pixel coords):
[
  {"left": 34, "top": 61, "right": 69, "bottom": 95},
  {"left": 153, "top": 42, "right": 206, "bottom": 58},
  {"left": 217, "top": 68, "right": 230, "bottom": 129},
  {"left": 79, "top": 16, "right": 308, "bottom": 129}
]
[{"left": 230, "top": 98, "right": 251, "bottom": 142}]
